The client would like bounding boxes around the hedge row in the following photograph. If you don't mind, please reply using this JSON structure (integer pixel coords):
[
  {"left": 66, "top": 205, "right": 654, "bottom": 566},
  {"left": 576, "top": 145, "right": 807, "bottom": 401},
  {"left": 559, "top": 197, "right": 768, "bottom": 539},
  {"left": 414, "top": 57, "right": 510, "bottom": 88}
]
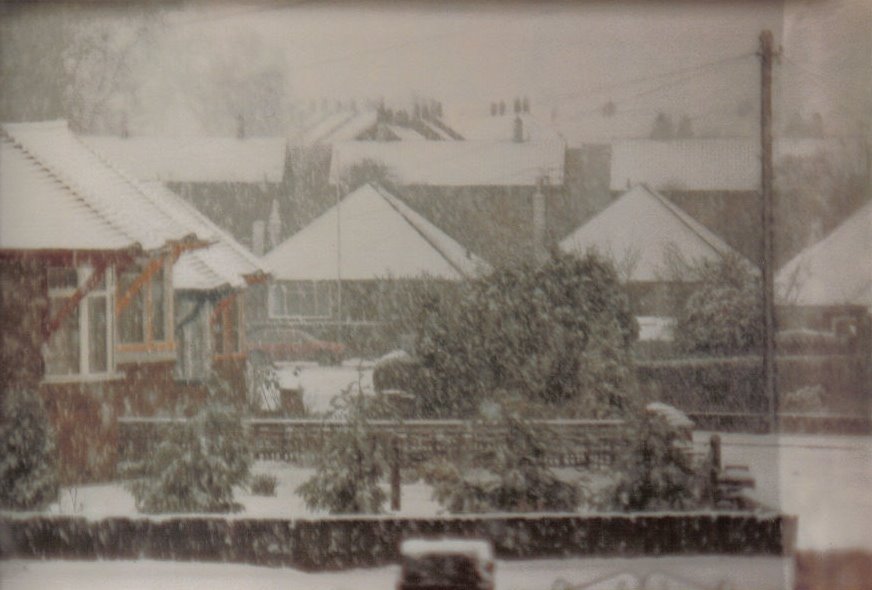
[
  {"left": 0, "top": 512, "right": 796, "bottom": 569},
  {"left": 636, "top": 355, "right": 869, "bottom": 415}
]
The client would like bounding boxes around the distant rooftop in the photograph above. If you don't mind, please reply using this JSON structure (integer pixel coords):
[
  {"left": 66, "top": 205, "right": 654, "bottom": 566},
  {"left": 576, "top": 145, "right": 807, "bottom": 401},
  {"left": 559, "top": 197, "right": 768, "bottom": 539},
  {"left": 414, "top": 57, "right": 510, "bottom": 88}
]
[
  {"left": 329, "top": 140, "right": 565, "bottom": 187},
  {"left": 609, "top": 137, "right": 867, "bottom": 193},
  {"left": 82, "top": 135, "right": 287, "bottom": 184}
]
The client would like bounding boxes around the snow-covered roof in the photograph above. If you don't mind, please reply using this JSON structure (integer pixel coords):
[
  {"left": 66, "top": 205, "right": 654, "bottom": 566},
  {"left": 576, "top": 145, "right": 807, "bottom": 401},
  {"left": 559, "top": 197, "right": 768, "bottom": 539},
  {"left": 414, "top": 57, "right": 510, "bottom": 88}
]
[
  {"left": 264, "top": 184, "right": 489, "bottom": 281},
  {"left": 0, "top": 121, "right": 199, "bottom": 253},
  {"left": 82, "top": 135, "right": 287, "bottom": 183},
  {"left": 400, "top": 538, "right": 493, "bottom": 561},
  {"left": 300, "top": 110, "right": 379, "bottom": 145},
  {"left": 610, "top": 139, "right": 760, "bottom": 192},
  {"left": 454, "top": 113, "right": 564, "bottom": 143},
  {"left": 776, "top": 200, "right": 872, "bottom": 308},
  {"left": 608, "top": 137, "right": 865, "bottom": 193},
  {"left": 559, "top": 184, "right": 750, "bottom": 282},
  {"left": 141, "top": 182, "right": 267, "bottom": 291},
  {"left": 329, "top": 140, "right": 565, "bottom": 186}
]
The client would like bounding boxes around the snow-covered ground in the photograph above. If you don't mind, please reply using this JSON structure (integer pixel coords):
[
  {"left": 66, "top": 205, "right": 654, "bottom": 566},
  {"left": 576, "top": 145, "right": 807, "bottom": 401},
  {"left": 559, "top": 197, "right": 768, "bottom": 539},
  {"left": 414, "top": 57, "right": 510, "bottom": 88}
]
[
  {"left": 50, "top": 461, "right": 442, "bottom": 520},
  {"left": 275, "top": 362, "right": 374, "bottom": 414},
  {"left": 0, "top": 555, "right": 793, "bottom": 590},
  {"left": 41, "top": 433, "right": 872, "bottom": 552}
]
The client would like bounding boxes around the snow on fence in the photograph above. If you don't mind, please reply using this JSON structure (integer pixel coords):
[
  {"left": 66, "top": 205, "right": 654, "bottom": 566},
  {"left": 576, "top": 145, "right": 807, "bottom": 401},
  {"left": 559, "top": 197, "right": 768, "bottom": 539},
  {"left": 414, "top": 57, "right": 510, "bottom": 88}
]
[
  {"left": 0, "top": 512, "right": 796, "bottom": 569},
  {"left": 118, "top": 418, "right": 630, "bottom": 469}
]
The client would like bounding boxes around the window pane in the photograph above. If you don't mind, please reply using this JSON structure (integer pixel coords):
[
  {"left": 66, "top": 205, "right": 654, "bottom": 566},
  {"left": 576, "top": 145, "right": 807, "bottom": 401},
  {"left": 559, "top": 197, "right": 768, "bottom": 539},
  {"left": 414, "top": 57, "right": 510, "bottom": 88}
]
[
  {"left": 119, "top": 270, "right": 144, "bottom": 343},
  {"left": 81, "top": 266, "right": 106, "bottom": 291},
  {"left": 47, "top": 267, "right": 77, "bottom": 290},
  {"left": 45, "top": 297, "right": 79, "bottom": 375},
  {"left": 151, "top": 267, "right": 165, "bottom": 341},
  {"left": 295, "top": 283, "right": 315, "bottom": 316},
  {"left": 88, "top": 296, "right": 108, "bottom": 373}
]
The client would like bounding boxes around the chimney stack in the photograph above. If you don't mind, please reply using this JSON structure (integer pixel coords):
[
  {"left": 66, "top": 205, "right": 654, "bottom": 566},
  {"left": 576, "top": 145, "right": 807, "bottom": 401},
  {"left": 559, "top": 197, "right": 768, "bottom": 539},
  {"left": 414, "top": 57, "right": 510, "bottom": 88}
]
[
  {"left": 236, "top": 114, "right": 246, "bottom": 140},
  {"left": 251, "top": 220, "right": 266, "bottom": 256},
  {"left": 513, "top": 115, "right": 524, "bottom": 143},
  {"left": 267, "top": 199, "right": 282, "bottom": 249}
]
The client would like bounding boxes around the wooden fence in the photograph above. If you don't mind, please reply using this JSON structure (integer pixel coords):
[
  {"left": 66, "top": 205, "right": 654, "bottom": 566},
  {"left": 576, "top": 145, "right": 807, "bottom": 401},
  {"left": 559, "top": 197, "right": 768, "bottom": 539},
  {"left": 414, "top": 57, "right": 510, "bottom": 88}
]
[{"left": 118, "top": 417, "right": 631, "bottom": 469}]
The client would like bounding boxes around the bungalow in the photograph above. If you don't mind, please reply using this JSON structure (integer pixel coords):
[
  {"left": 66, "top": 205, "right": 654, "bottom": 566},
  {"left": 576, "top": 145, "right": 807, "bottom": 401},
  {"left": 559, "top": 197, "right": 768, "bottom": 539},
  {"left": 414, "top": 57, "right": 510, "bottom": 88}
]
[
  {"left": 259, "top": 183, "right": 488, "bottom": 354},
  {"left": 777, "top": 199, "right": 872, "bottom": 338},
  {"left": 559, "top": 183, "right": 754, "bottom": 339},
  {"left": 0, "top": 121, "right": 266, "bottom": 482},
  {"left": 328, "top": 134, "right": 567, "bottom": 266}
]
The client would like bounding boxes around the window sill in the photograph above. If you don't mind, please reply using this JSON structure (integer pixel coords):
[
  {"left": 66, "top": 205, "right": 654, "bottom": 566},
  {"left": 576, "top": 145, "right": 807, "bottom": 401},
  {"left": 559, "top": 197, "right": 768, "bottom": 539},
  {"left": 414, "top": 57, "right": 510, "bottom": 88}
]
[
  {"left": 41, "top": 372, "right": 127, "bottom": 385},
  {"left": 115, "top": 347, "right": 177, "bottom": 365}
]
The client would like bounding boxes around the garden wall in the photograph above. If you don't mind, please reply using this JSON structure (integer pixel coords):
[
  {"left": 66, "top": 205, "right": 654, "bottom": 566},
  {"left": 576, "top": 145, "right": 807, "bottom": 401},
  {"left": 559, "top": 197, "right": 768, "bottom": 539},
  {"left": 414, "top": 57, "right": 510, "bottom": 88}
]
[{"left": 0, "top": 512, "right": 796, "bottom": 570}]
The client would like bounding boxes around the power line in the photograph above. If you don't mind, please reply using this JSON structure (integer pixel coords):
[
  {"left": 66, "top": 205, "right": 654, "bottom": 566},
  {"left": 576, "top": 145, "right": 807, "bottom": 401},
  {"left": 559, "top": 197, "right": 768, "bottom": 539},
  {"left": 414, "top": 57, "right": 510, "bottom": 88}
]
[
  {"left": 546, "top": 53, "right": 755, "bottom": 123},
  {"left": 542, "top": 52, "right": 755, "bottom": 103}
]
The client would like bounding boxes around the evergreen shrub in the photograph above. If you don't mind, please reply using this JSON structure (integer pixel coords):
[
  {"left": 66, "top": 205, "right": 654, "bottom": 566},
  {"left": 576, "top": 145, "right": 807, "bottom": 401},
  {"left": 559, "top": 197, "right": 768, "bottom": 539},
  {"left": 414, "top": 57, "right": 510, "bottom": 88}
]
[{"left": 0, "top": 389, "right": 58, "bottom": 510}]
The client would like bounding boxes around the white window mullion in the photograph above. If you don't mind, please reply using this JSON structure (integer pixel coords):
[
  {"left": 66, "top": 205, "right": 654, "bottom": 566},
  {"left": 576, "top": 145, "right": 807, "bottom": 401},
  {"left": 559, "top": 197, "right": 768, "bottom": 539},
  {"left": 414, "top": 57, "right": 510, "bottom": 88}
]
[
  {"left": 79, "top": 268, "right": 91, "bottom": 375},
  {"left": 106, "top": 267, "right": 115, "bottom": 373}
]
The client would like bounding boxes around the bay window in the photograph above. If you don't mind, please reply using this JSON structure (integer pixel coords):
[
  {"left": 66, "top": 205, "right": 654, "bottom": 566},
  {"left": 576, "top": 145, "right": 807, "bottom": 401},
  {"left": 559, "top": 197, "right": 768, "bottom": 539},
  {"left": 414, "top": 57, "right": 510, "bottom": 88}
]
[
  {"left": 44, "top": 265, "right": 114, "bottom": 378},
  {"left": 117, "top": 259, "right": 172, "bottom": 350}
]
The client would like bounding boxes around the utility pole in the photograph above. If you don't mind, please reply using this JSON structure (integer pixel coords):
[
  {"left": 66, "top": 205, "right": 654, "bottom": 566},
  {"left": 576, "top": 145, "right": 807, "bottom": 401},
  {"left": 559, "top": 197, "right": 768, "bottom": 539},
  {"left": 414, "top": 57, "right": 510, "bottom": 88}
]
[
  {"left": 532, "top": 174, "right": 548, "bottom": 264},
  {"left": 759, "top": 30, "right": 778, "bottom": 433},
  {"left": 335, "top": 178, "right": 343, "bottom": 346}
]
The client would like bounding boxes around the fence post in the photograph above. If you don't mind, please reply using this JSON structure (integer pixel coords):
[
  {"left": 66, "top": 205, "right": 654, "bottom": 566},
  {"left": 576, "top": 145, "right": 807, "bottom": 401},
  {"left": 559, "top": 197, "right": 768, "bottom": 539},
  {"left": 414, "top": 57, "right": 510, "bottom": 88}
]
[
  {"left": 709, "top": 434, "right": 722, "bottom": 504},
  {"left": 390, "top": 435, "right": 401, "bottom": 511}
]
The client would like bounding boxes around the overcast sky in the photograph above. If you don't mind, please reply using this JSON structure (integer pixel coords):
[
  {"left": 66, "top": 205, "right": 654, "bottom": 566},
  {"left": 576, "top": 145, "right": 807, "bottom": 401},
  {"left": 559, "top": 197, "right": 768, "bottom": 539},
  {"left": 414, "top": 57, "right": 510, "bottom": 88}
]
[
  {"left": 10, "top": 0, "right": 865, "bottom": 137},
  {"left": 164, "top": 2, "right": 783, "bottom": 110}
]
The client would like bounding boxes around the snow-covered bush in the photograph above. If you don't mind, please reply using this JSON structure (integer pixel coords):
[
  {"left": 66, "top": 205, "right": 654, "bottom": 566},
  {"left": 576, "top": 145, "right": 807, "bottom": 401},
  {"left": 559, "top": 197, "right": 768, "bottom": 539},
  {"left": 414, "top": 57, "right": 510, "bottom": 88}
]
[
  {"left": 249, "top": 473, "right": 278, "bottom": 496},
  {"left": 423, "top": 395, "right": 579, "bottom": 513},
  {"left": 673, "top": 255, "right": 763, "bottom": 356},
  {"left": 414, "top": 253, "right": 638, "bottom": 418},
  {"left": 0, "top": 389, "right": 58, "bottom": 510},
  {"left": 296, "top": 386, "right": 389, "bottom": 514},
  {"left": 127, "top": 400, "right": 251, "bottom": 513},
  {"left": 609, "top": 411, "right": 701, "bottom": 511}
]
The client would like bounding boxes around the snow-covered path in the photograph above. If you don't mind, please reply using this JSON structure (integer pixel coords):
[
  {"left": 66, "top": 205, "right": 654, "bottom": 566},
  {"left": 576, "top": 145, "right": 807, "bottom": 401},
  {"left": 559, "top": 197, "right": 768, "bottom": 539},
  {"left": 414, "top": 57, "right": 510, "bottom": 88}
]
[
  {"left": 693, "top": 432, "right": 872, "bottom": 551},
  {"left": 0, "top": 555, "right": 793, "bottom": 590}
]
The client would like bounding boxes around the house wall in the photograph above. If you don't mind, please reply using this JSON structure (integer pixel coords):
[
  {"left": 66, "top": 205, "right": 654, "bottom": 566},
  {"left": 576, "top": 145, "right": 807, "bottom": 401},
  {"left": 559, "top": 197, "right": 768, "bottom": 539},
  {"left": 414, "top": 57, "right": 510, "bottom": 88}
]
[
  {"left": 1, "top": 258, "right": 249, "bottom": 484},
  {"left": 40, "top": 357, "right": 247, "bottom": 484},
  {"left": 253, "top": 278, "right": 462, "bottom": 357}
]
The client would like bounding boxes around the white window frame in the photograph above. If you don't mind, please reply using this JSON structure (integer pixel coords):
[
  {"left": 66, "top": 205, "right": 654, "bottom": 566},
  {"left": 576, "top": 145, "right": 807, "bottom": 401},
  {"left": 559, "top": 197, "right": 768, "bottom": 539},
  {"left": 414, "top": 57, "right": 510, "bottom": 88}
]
[{"left": 44, "top": 265, "right": 117, "bottom": 382}]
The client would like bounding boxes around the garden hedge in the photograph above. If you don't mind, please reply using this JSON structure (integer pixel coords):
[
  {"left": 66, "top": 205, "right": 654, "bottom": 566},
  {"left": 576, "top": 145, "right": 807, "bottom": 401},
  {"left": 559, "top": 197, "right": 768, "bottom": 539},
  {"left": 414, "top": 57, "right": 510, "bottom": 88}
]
[{"left": 0, "top": 512, "right": 796, "bottom": 569}]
